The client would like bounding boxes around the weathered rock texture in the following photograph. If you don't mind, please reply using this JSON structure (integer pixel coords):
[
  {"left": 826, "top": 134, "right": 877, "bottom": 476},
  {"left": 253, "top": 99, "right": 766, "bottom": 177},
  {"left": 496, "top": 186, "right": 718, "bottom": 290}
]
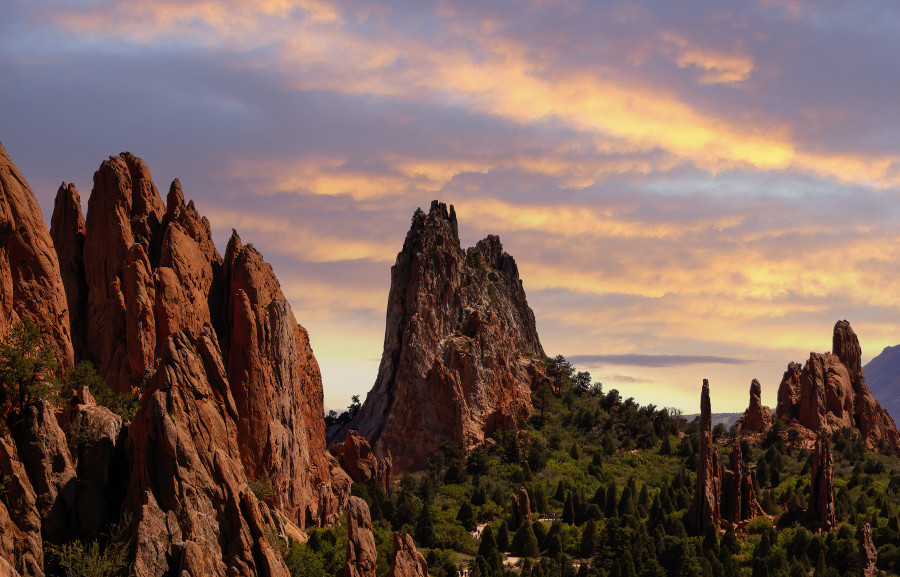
[
  {"left": 0, "top": 433, "right": 44, "bottom": 577},
  {"left": 0, "top": 142, "right": 73, "bottom": 371},
  {"left": 126, "top": 328, "right": 290, "bottom": 577},
  {"left": 809, "top": 433, "right": 835, "bottom": 531},
  {"left": 721, "top": 440, "right": 764, "bottom": 526},
  {"left": 47, "top": 152, "right": 349, "bottom": 536},
  {"left": 388, "top": 533, "right": 429, "bottom": 577},
  {"left": 776, "top": 321, "right": 900, "bottom": 454},
  {"left": 0, "top": 148, "right": 348, "bottom": 575},
  {"left": 510, "top": 485, "right": 532, "bottom": 530},
  {"left": 62, "top": 387, "right": 128, "bottom": 542},
  {"left": 858, "top": 523, "right": 877, "bottom": 577},
  {"left": 331, "top": 201, "right": 545, "bottom": 472},
  {"left": 345, "top": 496, "right": 377, "bottom": 577},
  {"left": 686, "top": 379, "right": 722, "bottom": 535},
  {"left": 331, "top": 430, "right": 392, "bottom": 490},
  {"left": 733, "top": 379, "right": 772, "bottom": 433}
]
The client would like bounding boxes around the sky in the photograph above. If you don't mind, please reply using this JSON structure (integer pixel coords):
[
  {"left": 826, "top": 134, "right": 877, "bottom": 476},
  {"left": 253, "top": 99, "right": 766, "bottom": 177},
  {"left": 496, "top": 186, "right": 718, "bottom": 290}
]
[{"left": 3, "top": 0, "right": 900, "bottom": 415}]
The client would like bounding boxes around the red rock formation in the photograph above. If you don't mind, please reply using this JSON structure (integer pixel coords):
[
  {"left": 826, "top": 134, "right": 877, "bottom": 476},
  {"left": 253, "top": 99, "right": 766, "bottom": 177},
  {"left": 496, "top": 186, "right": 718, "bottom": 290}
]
[
  {"left": 49, "top": 152, "right": 349, "bottom": 532},
  {"left": 17, "top": 400, "right": 77, "bottom": 544},
  {"left": 126, "top": 327, "right": 290, "bottom": 577},
  {"left": 332, "top": 201, "right": 545, "bottom": 472},
  {"left": 733, "top": 379, "right": 772, "bottom": 433},
  {"left": 330, "top": 429, "right": 392, "bottom": 490},
  {"left": 809, "top": 433, "right": 835, "bottom": 531},
  {"left": 345, "top": 496, "right": 377, "bottom": 577},
  {"left": 858, "top": 523, "right": 877, "bottom": 577},
  {"left": 0, "top": 142, "right": 73, "bottom": 371},
  {"left": 388, "top": 533, "right": 429, "bottom": 577},
  {"left": 776, "top": 321, "right": 900, "bottom": 453},
  {"left": 510, "top": 485, "right": 532, "bottom": 530},
  {"left": 50, "top": 183, "right": 88, "bottom": 363},
  {"left": 62, "top": 388, "right": 128, "bottom": 541},
  {"left": 686, "top": 379, "right": 722, "bottom": 535},
  {"left": 721, "top": 440, "right": 764, "bottom": 526},
  {"left": 0, "top": 433, "right": 44, "bottom": 577}
]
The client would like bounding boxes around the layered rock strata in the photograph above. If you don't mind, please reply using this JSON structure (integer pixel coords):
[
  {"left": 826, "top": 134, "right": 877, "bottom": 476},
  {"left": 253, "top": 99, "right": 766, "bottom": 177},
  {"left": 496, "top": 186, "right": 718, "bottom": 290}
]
[
  {"left": 776, "top": 321, "right": 900, "bottom": 453},
  {"left": 0, "top": 142, "right": 73, "bottom": 370},
  {"left": 733, "top": 379, "right": 772, "bottom": 433},
  {"left": 330, "top": 430, "right": 392, "bottom": 490},
  {"left": 331, "top": 201, "right": 545, "bottom": 472}
]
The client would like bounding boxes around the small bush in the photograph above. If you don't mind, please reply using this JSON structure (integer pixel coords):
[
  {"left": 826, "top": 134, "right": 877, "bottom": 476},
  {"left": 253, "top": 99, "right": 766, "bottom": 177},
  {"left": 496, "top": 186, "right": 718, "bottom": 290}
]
[{"left": 249, "top": 477, "right": 274, "bottom": 502}]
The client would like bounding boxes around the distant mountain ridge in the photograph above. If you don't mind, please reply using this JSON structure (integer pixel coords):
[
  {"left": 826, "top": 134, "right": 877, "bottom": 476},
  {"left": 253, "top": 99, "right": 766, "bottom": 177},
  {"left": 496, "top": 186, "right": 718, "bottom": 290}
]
[{"left": 863, "top": 344, "right": 900, "bottom": 422}]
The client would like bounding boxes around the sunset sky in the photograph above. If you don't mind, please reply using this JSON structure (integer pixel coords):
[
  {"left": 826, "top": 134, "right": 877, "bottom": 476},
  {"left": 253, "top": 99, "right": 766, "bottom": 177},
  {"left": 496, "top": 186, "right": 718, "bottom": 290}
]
[{"left": 3, "top": 0, "right": 900, "bottom": 414}]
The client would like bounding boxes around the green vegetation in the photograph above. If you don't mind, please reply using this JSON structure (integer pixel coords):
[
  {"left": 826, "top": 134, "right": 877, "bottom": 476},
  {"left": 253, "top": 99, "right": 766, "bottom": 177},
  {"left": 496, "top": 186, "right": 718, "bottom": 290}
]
[
  {"left": 67, "top": 360, "right": 140, "bottom": 422},
  {"left": 0, "top": 318, "right": 58, "bottom": 422},
  {"left": 299, "top": 354, "right": 900, "bottom": 577}
]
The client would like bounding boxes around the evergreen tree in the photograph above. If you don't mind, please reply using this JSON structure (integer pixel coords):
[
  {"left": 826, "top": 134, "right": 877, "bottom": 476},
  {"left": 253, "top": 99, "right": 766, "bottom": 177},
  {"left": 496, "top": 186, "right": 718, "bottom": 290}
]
[
  {"left": 478, "top": 526, "right": 502, "bottom": 574},
  {"left": 497, "top": 521, "right": 510, "bottom": 552},
  {"left": 605, "top": 482, "right": 618, "bottom": 518},
  {"left": 580, "top": 520, "right": 597, "bottom": 558},
  {"left": 457, "top": 501, "right": 476, "bottom": 532},
  {"left": 512, "top": 522, "right": 540, "bottom": 558},
  {"left": 563, "top": 493, "right": 576, "bottom": 524},
  {"left": 415, "top": 504, "right": 435, "bottom": 548}
]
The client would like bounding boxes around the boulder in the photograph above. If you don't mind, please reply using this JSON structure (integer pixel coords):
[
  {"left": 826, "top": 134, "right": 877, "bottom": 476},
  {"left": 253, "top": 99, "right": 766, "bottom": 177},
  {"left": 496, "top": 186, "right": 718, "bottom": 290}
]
[
  {"left": 330, "top": 429, "right": 392, "bottom": 490},
  {"left": 388, "top": 533, "right": 429, "bottom": 577},
  {"left": 0, "top": 433, "right": 44, "bottom": 576}
]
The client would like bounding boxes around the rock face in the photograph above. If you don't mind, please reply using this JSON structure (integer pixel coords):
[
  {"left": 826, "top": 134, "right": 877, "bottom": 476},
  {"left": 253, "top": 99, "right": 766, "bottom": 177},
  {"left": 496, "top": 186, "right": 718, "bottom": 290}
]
[
  {"left": 510, "top": 485, "right": 532, "bottom": 530},
  {"left": 721, "top": 440, "right": 764, "bottom": 526},
  {"left": 858, "top": 523, "right": 877, "bottom": 577},
  {"left": 776, "top": 321, "right": 900, "bottom": 453},
  {"left": 125, "top": 328, "right": 290, "bottom": 577},
  {"left": 809, "top": 432, "right": 835, "bottom": 531},
  {"left": 733, "top": 379, "right": 772, "bottom": 433},
  {"left": 331, "top": 201, "right": 545, "bottom": 472},
  {"left": 345, "top": 496, "right": 377, "bottom": 577},
  {"left": 0, "top": 433, "right": 44, "bottom": 577},
  {"left": 50, "top": 183, "right": 88, "bottom": 363},
  {"left": 686, "top": 379, "right": 722, "bottom": 535},
  {"left": 47, "top": 152, "right": 348, "bottom": 536},
  {"left": 388, "top": 533, "right": 429, "bottom": 577},
  {"left": 61, "top": 387, "right": 128, "bottom": 542},
  {"left": 0, "top": 142, "right": 73, "bottom": 371},
  {"left": 330, "top": 430, "right": 392, "bottom": 490}
]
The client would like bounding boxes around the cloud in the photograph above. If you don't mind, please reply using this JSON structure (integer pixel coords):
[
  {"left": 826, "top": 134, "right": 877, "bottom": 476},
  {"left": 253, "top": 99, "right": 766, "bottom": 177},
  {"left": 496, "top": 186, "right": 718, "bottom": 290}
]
[{"left": 568, "top": 354, "right": 754, "bottom": 368}]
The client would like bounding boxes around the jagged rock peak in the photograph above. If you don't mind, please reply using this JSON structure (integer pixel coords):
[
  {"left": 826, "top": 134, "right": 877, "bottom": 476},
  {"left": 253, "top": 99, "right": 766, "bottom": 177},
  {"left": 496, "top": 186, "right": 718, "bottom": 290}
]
[
  {"left": 775, "top": 320, "right": 900, "bottom": 454},
  {"left": 686, "top": 379, "right": 722, "bottom": 535},
  {"left": 0, "top": 141, "right": 74, "bottom": 371},
  {"left": 330, "top": 430, "right": 392, "bottom": 490},
  {"left": 330, "top": 200, "right": 546, "bottom": 473}
]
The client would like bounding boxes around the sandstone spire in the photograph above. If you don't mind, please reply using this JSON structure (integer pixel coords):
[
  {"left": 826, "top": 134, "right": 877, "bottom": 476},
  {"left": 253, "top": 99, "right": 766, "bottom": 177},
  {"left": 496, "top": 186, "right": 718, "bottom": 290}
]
[
  {"left": 733, "top": 379, "right": 772, "bottom": 433},
  {"left": 0, "top": 141, "right": 74, "bottom": 371},
  {"left": 809, "top": 432, "right": 835, "bottom": 531},
  {"left": 686, "top": 379, "right": 722, "bottom": 535},
  {"left": 331, "top": 201, "right": 545, "bottom": 472}
]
